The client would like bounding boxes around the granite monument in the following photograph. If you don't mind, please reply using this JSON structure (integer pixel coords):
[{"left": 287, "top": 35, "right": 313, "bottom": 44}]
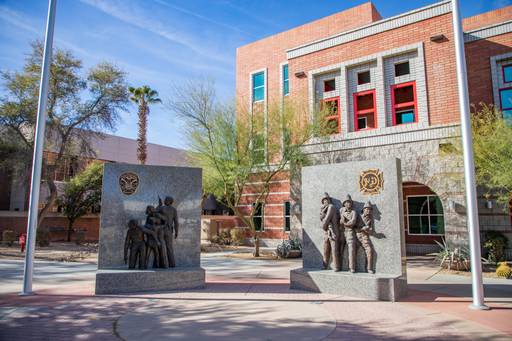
[
  {"left": 95, "top": 163, "right": 205, "bottom": 294},
  {"left": 290, "top": 158, "right": 407, "bottom": 301}
]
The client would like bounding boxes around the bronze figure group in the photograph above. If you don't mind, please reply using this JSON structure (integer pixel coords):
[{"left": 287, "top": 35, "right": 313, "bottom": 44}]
[
  {"left": 321, "top": 193, "right": 375, "bottom": 274},
  {"left": 124, "top": 196, "right": 179, "bottom": 269}
]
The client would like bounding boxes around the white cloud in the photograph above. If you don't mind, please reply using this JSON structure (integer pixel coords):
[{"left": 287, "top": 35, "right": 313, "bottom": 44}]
[
  {"left": 0, "top": 5, "right": 39, "bottom": 34},
  {"left": 152, "top": 0, "right": 254, "bottom": 38},
  {"left": 79, "top": 0, "right": 232, "bottom": 64}
]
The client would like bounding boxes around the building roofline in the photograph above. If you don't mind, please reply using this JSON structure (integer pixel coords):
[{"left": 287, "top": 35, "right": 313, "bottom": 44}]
[
  {"left": 236, "top": 1, "right": 379, "bottom": 52},
  {"left": 464, "top": 19, "right": 512, "bottom": 43},
  {"left": 286, "top": 0, "right": 451, "bottom": 59}
]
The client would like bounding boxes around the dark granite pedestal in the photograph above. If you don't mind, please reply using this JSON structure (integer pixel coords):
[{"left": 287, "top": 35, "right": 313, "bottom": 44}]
[
  {"left": 95, "top": 267, "right": 205, "bottom": 294},
  {"left": 290, "top": 268, "right": 407, "bottom": 301}
]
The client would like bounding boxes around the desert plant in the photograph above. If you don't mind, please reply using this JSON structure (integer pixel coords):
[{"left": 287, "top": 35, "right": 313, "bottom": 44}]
[
  {"left": 36, "top": 227, "right": 50, "bottom": 247},
  {"left": 230, "top": 228, "right": 245, "bottom": 246},
  {"left": 496, "top": 262, "right": 512, "bottom": 279},
  {"left": 276, "top": 235, "right": 302, "bottom": 258},
  {"left": 483, "top": 231, "right": 508, "bottom": 264},
  {"left": 431, "top": 238, "right": 470, "bottom": 271},
  {"left": 2, "top": 230, "right": 16, "bottom": 246},
  {"left": 211, "top": 231, "right": 232, "bottom": 245}
]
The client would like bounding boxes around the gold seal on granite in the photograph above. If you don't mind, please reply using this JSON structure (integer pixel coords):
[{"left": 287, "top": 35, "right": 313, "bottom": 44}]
[
  {"left": 359, "top": 169, "right": 383, "bottom": 195},
  {"left": 119, "top": 172, "right": 139, "bottom": 195}
]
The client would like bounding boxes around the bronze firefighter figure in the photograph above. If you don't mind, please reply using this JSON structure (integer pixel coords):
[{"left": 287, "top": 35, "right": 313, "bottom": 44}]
[
  {"left": 124, "top": 219, "right": 147, "bottom": 269},
  {"left": 340, "top": 194, "right": 357, "bottom": 273},
  {"left": 144, "top": 205, "right": 165, "bottom": 268},
  {"left": 156, "top": 196, "right": 179, "bottom": 268},
  {"left": 320, "top": 192, "right": 342, "bottom": 271},
  {"left": 356, "top": 201, "right": 375, "bottom": 274}
]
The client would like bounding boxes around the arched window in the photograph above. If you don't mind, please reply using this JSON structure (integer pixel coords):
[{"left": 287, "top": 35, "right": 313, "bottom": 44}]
[{"left": 406, "top": 194, "right": 444, "bottom": 235}]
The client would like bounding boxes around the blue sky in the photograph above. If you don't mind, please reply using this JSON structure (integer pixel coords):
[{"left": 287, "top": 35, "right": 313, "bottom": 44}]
[{"left": 1, "top": 0, "right": 510, "bottom": 149}]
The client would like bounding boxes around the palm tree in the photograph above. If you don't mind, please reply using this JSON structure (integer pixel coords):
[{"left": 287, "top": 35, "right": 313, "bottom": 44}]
[{"left": 128, "top": 85, "right": 162, "bottom": 165}]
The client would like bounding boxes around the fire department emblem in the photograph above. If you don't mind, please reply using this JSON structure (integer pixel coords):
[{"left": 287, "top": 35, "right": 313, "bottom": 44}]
[
  {"left": 119, "top": 172, "right": 139, "bottom": 195},
  {"left": 359, "top": 169, "right": 384, "bottom": 195}
]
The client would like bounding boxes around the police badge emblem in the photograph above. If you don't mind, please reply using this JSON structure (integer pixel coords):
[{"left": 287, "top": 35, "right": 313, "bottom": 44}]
[{"left": 119, "top": 172, "right": 139, "bottom": 195}]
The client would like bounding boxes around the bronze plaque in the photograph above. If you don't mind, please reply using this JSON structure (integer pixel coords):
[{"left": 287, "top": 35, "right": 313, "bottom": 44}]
[
  {"left": 359, "top": 169, "right": 384, "bottom": 195},
  {"left": 119, "top": 172, "right": 139, "bottom": 195}
]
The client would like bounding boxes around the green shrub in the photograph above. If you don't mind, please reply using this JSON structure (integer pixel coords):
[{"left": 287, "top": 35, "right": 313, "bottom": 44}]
[
  {"left": 2, "top": 230, "right": 16, "bottom": 246},
  {"left": 230, "top": 228, "right": 245, "bottom": 246},
  {"left": 483, "top": 231, "right": 508, "bottom": 264},
  {"left": 36, "top": 227, "right": 50, "bottom": 247}
]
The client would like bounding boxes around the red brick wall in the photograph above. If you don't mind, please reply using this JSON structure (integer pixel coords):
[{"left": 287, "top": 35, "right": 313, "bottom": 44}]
[
  {"left": 0, "top": 215, "right": 100, "bottom": 242},
  {"left": 235, "top": 170, "right": 291, "bottom": 240},
  {"left": 463, "top": 6, "right": 512, "bottom": 31},
  {"left": 288, "top": 13, "right": 460, "bottom": 126},
  {"left": 465, "top": 32, "right": 512, "bottom": 107},
  {"left": 236, "top": 2, "right": 380, "bottom": 104}
]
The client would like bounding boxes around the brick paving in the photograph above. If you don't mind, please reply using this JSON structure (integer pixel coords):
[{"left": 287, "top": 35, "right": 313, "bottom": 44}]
[{"left": 0, "top": 256, "right": 511, "bottom": 340}]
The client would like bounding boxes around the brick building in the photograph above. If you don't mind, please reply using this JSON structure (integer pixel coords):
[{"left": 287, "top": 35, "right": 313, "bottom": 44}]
[
  {"left": 235, "top": 1, "right": 512, "bottom": 253},
  {"left": 0, "top": 133, "right": 188, "bottom": 242}
]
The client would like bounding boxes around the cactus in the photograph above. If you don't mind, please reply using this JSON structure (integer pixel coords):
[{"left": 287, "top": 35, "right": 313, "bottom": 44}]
[{"left": 496, "top": 262, "right": 512, "bottom": 279}]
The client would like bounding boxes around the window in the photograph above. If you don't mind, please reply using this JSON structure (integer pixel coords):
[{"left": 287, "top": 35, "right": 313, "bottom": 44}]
[
  {"left": 324, "top": 79, "right": 336, "bottom": 92},
  {"left": 357, "top": 70, "right": 371, "bottom": 85},
  {"left": 503, "top": 64, "right": 512, "bottom": 83},
  {"left": 395, "top": 61, "right": 410, "bottom": 77},
  {"left": 407, "top": 195, "right": 444, "bottom": 235},
  {"left": 283, "top": 64, "right": 289, "bottom": 96},
  {"left": 252, "top": 132, "right": 266, "bottom": 165},
  {"left": 252, "top": 71, "right": 265, "bottom": 102},
  {"left": 354, "top": 90, "right": 376, "bottom": 131},
  {"left": 391, "top": 81, "right": 417, "bottom": 125},
  {"left": 284, "top": 201, "right": 291, "bottom": 232},
  {"left": 500, "top": 87, "right": 512, "bottom": 122},
  {"left": 320, "top": 97, "right": 341, "bottom": 135},
  {"left": 253, "top": 202, "right": 264, "bottom": 231}
]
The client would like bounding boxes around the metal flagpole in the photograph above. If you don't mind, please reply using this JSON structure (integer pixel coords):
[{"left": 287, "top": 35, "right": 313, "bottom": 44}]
[
  {"left": 20, "top": 0, "right": 57, "bottom": 296},
  {"left": 450, "top": 0, "right": 489, "bottom": 310}
]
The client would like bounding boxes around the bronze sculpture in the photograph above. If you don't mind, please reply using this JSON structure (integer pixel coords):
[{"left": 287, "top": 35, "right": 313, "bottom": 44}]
[
  {"left": 320, "top": 193, "right": 342, "bottom": 271},
  {"left": 340, "top": 194, "right": 357, "bottom": 273},
  {"left": 156, "top": 196, "right": 179, "bottom": 268},
  {"left": 122, "top": 196, "right": 180, "bottom": 270},
  {"left": 144, "top": 205, "right": 164, "bottom": 268},
  {"left": 124, "top": 219, "right": 147, "bottom": 269},
  {"left": 356, "top": 201, "right": 375, "bottom": 274}
]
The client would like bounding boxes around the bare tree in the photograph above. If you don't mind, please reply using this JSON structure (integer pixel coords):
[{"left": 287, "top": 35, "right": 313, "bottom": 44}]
[{"left": 169, "top": 80, "right": 325, "bottom": 256}]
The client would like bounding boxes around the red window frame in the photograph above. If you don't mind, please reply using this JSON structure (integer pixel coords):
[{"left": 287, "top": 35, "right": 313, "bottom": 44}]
[
  {"left": 324, "top": 79, "right": 336, "bottom": 92},
  {"left": 502, "top": 64, "right": 512, "bottom": 84},
  {"left": 320, "top": 97, "right": 341, "bottom": 135},
  {"left": 500, "top": 86, "right": 512, "bottom": 111},
  {"left": 353, "top": 89, "right": 377, "bottom": 131},
  {"left": 391, "top": 81, "right": 418, "bottom": 126}
]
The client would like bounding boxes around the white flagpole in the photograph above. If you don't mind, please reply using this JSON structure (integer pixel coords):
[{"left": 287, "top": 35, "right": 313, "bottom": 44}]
[
  {"left": 451, "top": 0, "right": 489, "bottom": 310},
  {"left": 20, "top": 0, "right": 57, "bottom": 296}
]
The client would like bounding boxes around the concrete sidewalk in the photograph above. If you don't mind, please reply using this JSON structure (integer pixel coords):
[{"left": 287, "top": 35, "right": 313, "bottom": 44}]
[{"left": 0, "top": 254, "right": 511, "bottom": 340}]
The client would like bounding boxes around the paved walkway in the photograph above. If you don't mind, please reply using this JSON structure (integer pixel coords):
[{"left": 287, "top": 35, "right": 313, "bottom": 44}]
[{"left": 0, "top": 254, "right": 511, "bottom": 340}]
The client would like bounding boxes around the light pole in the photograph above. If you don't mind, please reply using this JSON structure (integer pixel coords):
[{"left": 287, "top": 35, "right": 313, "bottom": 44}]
[
  {"left": 451, "top": 0, "right": 489, "bottom": 310},
  {"left": 20, "top": 0, "right": 57, "bottom": 296}
]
